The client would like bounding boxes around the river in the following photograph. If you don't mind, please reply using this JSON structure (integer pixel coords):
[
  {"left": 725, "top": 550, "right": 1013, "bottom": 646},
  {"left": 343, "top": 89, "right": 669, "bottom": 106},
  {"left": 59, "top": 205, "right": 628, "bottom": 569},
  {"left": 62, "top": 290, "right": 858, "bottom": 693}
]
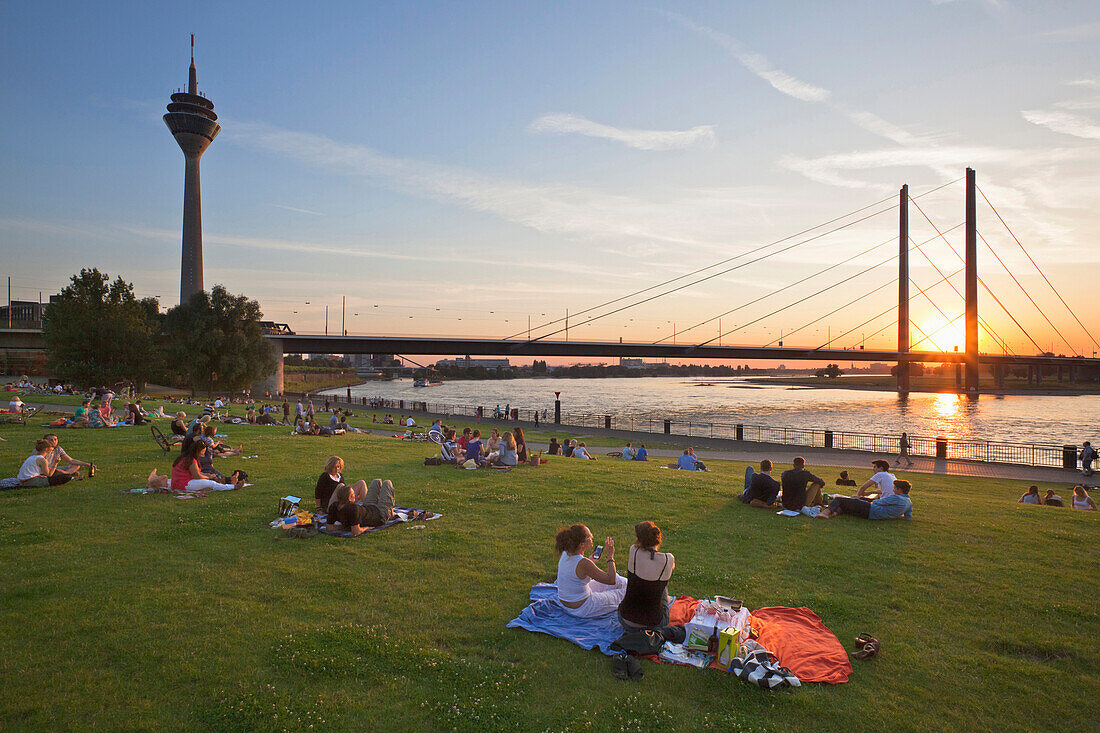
[{"left": 324, "top": 377, "right": 1097, "bottom": 446}]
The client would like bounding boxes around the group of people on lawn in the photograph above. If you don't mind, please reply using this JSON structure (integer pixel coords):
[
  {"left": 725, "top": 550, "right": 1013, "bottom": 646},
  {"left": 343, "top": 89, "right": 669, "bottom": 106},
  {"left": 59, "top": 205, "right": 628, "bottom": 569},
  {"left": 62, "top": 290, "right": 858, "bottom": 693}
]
[
  {"left": 16, "top": 434, "right": 95, "bottom": 487},
  {"left": 439, "top": 426, "right": 529, "bottom": 467},
  {"left": 1018, "top": 484, "right": 1096, "bottom": 510},
  {"left": 741, "top": 457, "right": 914, "bottom": 520}
]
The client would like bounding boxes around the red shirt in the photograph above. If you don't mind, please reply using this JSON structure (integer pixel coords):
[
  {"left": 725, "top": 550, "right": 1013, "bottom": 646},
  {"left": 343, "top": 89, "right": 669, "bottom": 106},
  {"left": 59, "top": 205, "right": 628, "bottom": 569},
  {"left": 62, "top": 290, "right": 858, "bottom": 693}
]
[{"left": 171, "top": 460, "right": 195, "bottom": 491}]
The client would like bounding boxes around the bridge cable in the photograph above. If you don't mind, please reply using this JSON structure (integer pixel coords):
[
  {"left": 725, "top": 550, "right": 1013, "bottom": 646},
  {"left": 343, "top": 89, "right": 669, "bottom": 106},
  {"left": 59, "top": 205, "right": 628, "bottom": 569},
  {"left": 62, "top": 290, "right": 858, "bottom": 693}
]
[
  {"left": 697, "top": 226, "right": 960, "bottom": 349},
  {"left": 503, "top": 177, "right": 964, "bottom": 343},
  {"left": 976, "top": 229, "right": 1079, "bottom": 355},
  {"left": 695, "top": 226, "right": 963, "bottom": 349},
  {"left": 652, "top": 235, "right": 895, "bottom": 343},
  {"left": 905, "top": 238, "right": 1014, "bottom": 356},
  {"left": 976, "top": 184, "right": 1100, "bottom": 352},
  {"left": 761, "top": 275, "right": 900, "bottom": 348},
  {"left": 908, "top": 196, "right": 1040, "bottom": 354},
  {"left": 831, "top": 265, "right": 966, "bottom": 350},
  {"left": 505, "top": 201, "right": 897, "bottom": 343}
]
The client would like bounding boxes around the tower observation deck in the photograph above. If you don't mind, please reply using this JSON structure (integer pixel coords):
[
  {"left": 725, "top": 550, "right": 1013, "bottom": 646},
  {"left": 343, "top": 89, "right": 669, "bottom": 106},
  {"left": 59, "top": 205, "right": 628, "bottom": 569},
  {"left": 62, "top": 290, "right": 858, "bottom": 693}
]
[{"left": 163, "top": 35, "right": 220, "bottom": 303}]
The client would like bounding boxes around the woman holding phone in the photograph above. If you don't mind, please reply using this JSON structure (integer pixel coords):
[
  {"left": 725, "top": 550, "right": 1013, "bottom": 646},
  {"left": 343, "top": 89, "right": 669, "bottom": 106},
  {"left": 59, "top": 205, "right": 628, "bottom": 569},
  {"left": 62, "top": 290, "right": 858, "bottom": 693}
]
[{"left": 554, "top": 524, "right": 626, "bottom": 618}]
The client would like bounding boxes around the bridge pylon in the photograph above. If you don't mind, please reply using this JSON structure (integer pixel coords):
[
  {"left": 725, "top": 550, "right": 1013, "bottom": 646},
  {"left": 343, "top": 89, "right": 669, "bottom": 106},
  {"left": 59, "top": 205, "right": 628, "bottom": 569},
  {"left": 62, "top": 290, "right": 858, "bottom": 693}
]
[
  {"left": 897, "top": 184, "right": 909, "bottom": 395},
  {"left": 965, "top": 168, "right": 980, "bottom": 394}
]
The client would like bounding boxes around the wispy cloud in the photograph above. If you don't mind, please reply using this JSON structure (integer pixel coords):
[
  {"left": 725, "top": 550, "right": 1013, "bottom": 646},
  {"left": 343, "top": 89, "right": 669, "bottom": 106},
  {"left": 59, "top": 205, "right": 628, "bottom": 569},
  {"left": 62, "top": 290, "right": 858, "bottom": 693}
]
[
  {"left": 1022, "top": 109, "right": 1100, "bottom": 140},
  {"left": 226, "top": 121, "right": 778, "bottom": 253},
  {"left": 119, "top": 225, "right": 441, "bottom": 263},
  {"left": 527, "top": 113, "right": 716, "bottom": 151},
  {"left": 662, "top": 12, "right": 928, "bottom": 150},
  {"left": 1041, "top": 21, "right": 1100, "bottom": 41},
  {"left": 269, "top": 203, "right": 324, "bottom": 216}
]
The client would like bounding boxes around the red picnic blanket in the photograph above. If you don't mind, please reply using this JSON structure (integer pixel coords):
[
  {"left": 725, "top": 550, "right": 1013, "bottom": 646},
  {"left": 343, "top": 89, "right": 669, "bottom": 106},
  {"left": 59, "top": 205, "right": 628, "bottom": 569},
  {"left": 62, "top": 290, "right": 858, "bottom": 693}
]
[{"left": 749, "top": 606, "right": 852, "bottom": 684}]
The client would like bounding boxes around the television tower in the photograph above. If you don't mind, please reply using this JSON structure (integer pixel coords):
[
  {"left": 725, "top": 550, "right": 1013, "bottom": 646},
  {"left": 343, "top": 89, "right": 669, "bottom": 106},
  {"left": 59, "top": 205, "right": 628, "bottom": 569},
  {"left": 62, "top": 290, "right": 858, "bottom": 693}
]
[{"left": 163, "top": 35, "right": 220, "bottom": 303}]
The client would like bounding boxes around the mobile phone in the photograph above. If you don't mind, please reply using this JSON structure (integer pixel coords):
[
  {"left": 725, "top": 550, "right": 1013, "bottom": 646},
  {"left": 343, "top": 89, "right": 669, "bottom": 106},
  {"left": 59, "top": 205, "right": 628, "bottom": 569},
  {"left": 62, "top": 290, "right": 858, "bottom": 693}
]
[{"left": 591, "top": 545, "right": 603, "bottom": 560}]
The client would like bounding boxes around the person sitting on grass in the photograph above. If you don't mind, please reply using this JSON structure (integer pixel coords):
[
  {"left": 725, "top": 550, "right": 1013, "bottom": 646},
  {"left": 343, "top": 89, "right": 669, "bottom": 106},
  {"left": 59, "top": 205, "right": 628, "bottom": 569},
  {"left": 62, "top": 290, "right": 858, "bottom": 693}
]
[
  {"left": 246, "top": 406, "right": 257, "bottom": 424},
  {"left": 17, "top": 439, "right": 61, "bottom": 487},
  {"left": 456, "top": 427, "right": 472, "bottom": 452},
  {"left": 780, "top": 456, "right": 826, "bottom": 511},
  {"left": 1018, "top": 485, "right": 1042, "bottom": 505},
  {"left": 71, "top": 399, "right": 92, "bottom": 426},
  {"left": 634, "top": 443, "right": 648, "bottom": 462},
  {"left": 440, "top": 429, "right": 461, "bottom": 464},
  {"left": 326, "top": 479, "right": 426, "bottom": 536},
  {"left": 547, "top": 437, "right": 561, "bottom": 455},
  {"left": 554, "top": 524, "right": 626, "bottom": 618},
  {"left": 741, "top": 459, "right": 781, "bottom": 508},
  {"left": 202, "top": 424, "right": 242, "bottom": 457},
  {"left": 835, "top": 471, "right": 856, "bottom": 487},
  {"left": 676, "top": 448, "right": 706, "bottom": 471},
  {"left": 1043, "top": 489, "right": 1064, "bottom": 507},
  {"left": 486, "top": 428, "right": 502, "bottom": 455},
  {"left": 856, "top": 460, "right": 897, "bottom": 499},
  {"left": 492, "top": 431, "right": 519, "bottom": 467},
  {"left": 573, "top": 441, "right": 595, "bottom": 460},
  {"left": 315, "top": 455, "right": 345, "bottom": 509},
  {"left": 1071, "top": 485, "right": 1097, "bottom": 511},
  {"left": 465, "top": 429, "right": 484, "bottom": 464},
  {"left": 125, "top": 401, "right": 146, "bottom": 426},
  {"left": 170, "top": 412, "right": 189, "bottom": 436},
  {"left": 170, "top": 442, "right": 244, "bottom": 493},
  {"left": 817, "top": 479, "right": 913, "bottom": 520},
  {"left": 513, "top": 427, "right": 528, "bottom": 464},
  {"left": 621, "top": 441, "right": 635, "bottom": 460},
  {"left": 563, "top": 439, "right": 576, "bottom": 458},
  {"left": 44, "top": 433, "right": 93, "bottom": 481},
  {"left": 617, "top": 521, "right": 675, "bottom": 629}
]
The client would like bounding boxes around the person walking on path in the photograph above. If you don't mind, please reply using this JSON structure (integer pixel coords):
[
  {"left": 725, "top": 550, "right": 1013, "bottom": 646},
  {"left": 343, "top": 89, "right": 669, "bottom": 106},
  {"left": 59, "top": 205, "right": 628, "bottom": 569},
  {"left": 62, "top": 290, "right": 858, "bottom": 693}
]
[
  {"left": 1080, "top": 441, "right": 1096, "bottom": 477},
  {"left": 896, "top": 432, "right": 914, "bottom": 467}
]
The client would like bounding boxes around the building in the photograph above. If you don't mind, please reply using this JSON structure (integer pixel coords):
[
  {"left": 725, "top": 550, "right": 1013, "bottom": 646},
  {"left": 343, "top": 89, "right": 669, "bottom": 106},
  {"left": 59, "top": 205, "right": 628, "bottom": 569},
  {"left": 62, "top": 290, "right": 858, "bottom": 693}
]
[
  {"left": 436, "top": 357, "right": 510, "bottom": 369},
  {"left": 1, "top": 297, "right": 58, "bottom": 329},
  {"left": 618, "top": 357, "right": 653, "bottom": 370},
  {"left": 163, "top": 35, "right": 220, "bottom": 303}
]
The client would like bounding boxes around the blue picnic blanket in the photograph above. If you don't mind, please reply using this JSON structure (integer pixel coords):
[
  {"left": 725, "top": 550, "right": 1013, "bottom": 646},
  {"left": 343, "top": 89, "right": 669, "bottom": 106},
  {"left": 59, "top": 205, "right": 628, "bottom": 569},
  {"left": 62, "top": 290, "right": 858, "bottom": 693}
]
[{"left": 506, "top": 583, "right": 624, "bottom": 656}]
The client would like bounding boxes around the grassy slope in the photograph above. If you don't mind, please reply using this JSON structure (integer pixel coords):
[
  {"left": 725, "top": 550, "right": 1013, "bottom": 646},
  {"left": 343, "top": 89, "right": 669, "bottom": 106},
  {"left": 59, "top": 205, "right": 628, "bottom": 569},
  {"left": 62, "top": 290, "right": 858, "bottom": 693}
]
[{"left": 0, "top": 416, "right": 1096, "bottom": 732}]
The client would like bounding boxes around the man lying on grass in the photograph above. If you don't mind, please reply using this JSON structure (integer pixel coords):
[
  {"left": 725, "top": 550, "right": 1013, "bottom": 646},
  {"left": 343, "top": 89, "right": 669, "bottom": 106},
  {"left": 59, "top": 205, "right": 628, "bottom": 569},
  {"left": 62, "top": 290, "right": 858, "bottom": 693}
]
[
  {"left": 325, "top": 480, "right": 431, "bottom": 536},
  {"left": 817, "top": 479, "right": 913, "bottom": 520}
]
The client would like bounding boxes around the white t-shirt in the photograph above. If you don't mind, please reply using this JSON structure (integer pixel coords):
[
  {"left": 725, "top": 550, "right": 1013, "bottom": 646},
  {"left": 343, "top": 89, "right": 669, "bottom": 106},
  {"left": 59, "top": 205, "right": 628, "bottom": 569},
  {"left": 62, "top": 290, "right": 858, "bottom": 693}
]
[
  {"left": 870, "top": 471, "right": 897, "bottom": 497},
  {"left": 9, "top": 397, "right": 23, "bottom": 412},
  {"left": 214, "top": 399, "right": 224, "bottom": 408},
  {"left": 406, "top": 417, "right": 416, "bottom": 427},
  {"left": 18, "top": 454, "right": 45, "bottom": 481}
]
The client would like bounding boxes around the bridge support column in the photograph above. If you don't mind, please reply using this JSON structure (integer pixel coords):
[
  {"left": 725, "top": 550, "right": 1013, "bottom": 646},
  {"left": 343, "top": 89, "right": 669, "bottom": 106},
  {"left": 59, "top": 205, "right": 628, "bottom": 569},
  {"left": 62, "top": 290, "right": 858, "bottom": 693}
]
[
  {"left": 994, "top": 365, "right": 1005, "bottom": 389},
  {"left": 253, "top": 344, "right": 284, "bottom": 396},
  {"left": 1035, "top": 365, "right": 1042, "bottom": 385},
  {"left": 955, "top": 363, "right": 963, "bottom": 391},
  {"left": 964, "top": 168, "right": 980, "bottom": 395},
  {"left": 898, "top": 184, "right": 910, "bottom": 395},
  {"left": 1027, "top": 365, "right": 1034, "bottom": 385},
  {"left": 1057, "top": 365, "right": 1064, "bottom": 383}
]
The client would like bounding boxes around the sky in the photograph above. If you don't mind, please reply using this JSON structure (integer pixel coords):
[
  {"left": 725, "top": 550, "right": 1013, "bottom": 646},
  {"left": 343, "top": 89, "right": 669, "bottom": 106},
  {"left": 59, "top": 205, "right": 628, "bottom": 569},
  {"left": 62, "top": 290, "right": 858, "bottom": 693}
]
[{"left": 2, "top": 0, "right": 1099, "bottom": 359}]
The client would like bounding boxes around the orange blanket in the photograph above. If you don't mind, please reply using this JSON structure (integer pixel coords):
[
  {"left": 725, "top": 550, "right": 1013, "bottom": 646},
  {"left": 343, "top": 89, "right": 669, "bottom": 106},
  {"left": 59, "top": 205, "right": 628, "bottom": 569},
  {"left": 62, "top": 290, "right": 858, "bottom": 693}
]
[{"left": 749, "top": 607, "right": 851, "bottom": 684}]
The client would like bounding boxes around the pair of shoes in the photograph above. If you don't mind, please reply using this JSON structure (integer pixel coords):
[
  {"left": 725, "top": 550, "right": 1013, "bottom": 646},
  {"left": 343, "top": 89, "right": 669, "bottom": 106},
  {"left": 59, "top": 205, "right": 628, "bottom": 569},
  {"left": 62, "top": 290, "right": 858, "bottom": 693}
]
[
  {"left": 612, "top": 653, "right": 644, "bottom": 681},
  {"left": 853, "top": 633, "right": 880, "bottom": 660}
]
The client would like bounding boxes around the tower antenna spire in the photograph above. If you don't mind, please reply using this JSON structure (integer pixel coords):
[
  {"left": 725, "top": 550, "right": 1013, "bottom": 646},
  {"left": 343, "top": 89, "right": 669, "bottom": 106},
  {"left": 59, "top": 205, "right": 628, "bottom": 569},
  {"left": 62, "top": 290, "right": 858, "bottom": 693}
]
[{"left": 188, "top": 34, "right": 197, "bottom": 94}]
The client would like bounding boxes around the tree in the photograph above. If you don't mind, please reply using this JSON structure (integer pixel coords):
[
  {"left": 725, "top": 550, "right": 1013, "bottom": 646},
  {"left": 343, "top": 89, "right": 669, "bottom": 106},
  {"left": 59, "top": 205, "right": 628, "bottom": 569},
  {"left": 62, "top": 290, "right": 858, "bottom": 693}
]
[
  {"left": 42, "top": 268, "right": 161, "bottom": 387},
  {"left": 162, "top": 284, "right": 275, "bottom": 393},
  {"left": 815, "top": 363, "right": 844, "bottom": 378}
]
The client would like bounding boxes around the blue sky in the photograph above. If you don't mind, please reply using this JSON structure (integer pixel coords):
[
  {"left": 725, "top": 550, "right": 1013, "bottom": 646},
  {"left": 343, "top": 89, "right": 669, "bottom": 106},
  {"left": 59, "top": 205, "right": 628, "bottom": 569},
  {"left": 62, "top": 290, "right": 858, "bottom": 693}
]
[{"left": 2, "top": 1, "right": 1099, "bottom": 355}]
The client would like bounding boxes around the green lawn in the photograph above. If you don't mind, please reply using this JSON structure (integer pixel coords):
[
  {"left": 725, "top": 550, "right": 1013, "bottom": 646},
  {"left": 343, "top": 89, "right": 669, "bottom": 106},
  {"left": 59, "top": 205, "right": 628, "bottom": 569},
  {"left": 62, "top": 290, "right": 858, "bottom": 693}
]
[{"left": 0, "top": 416, "right": 1096, "bottom": 731}]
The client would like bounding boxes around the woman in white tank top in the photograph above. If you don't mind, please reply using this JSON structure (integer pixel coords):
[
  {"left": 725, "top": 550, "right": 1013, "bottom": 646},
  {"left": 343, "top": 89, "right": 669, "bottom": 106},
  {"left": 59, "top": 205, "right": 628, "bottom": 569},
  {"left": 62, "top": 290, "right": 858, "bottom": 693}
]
[
  {"left": 554, "top": 524, "right": 627, "bottom": 618},
  {"left": 1071, "top": 486, "right": 1096, "bottom": 511}
]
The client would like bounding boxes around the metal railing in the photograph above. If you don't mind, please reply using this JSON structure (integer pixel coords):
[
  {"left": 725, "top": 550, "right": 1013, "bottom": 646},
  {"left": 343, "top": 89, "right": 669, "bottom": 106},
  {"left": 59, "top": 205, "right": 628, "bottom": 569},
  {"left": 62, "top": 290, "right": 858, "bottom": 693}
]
[{"left": 310, "top": 392, "right": 1070, "bottom": 469}]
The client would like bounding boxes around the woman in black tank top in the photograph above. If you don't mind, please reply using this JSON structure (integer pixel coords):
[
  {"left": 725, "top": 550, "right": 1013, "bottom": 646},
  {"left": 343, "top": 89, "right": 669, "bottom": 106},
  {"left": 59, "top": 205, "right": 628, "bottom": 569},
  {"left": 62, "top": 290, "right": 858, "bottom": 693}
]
[{"left": 617, "top": 521, "right": 676, "bottom": 628}]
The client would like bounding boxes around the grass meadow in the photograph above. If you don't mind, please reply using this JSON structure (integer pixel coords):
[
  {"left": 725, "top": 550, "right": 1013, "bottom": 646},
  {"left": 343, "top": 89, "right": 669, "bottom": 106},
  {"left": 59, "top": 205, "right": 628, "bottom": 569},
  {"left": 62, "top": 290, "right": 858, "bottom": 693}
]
[{"left": 0, "top": 404, "right": 1096, "bottom": 731}]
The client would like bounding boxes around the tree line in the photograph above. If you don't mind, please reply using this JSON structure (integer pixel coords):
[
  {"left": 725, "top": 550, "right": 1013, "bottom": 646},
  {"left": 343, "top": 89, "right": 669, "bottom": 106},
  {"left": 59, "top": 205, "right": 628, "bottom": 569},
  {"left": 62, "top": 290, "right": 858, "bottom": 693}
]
[{"left": 42, "top": 269, "right": 275, "bottom": 392}]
